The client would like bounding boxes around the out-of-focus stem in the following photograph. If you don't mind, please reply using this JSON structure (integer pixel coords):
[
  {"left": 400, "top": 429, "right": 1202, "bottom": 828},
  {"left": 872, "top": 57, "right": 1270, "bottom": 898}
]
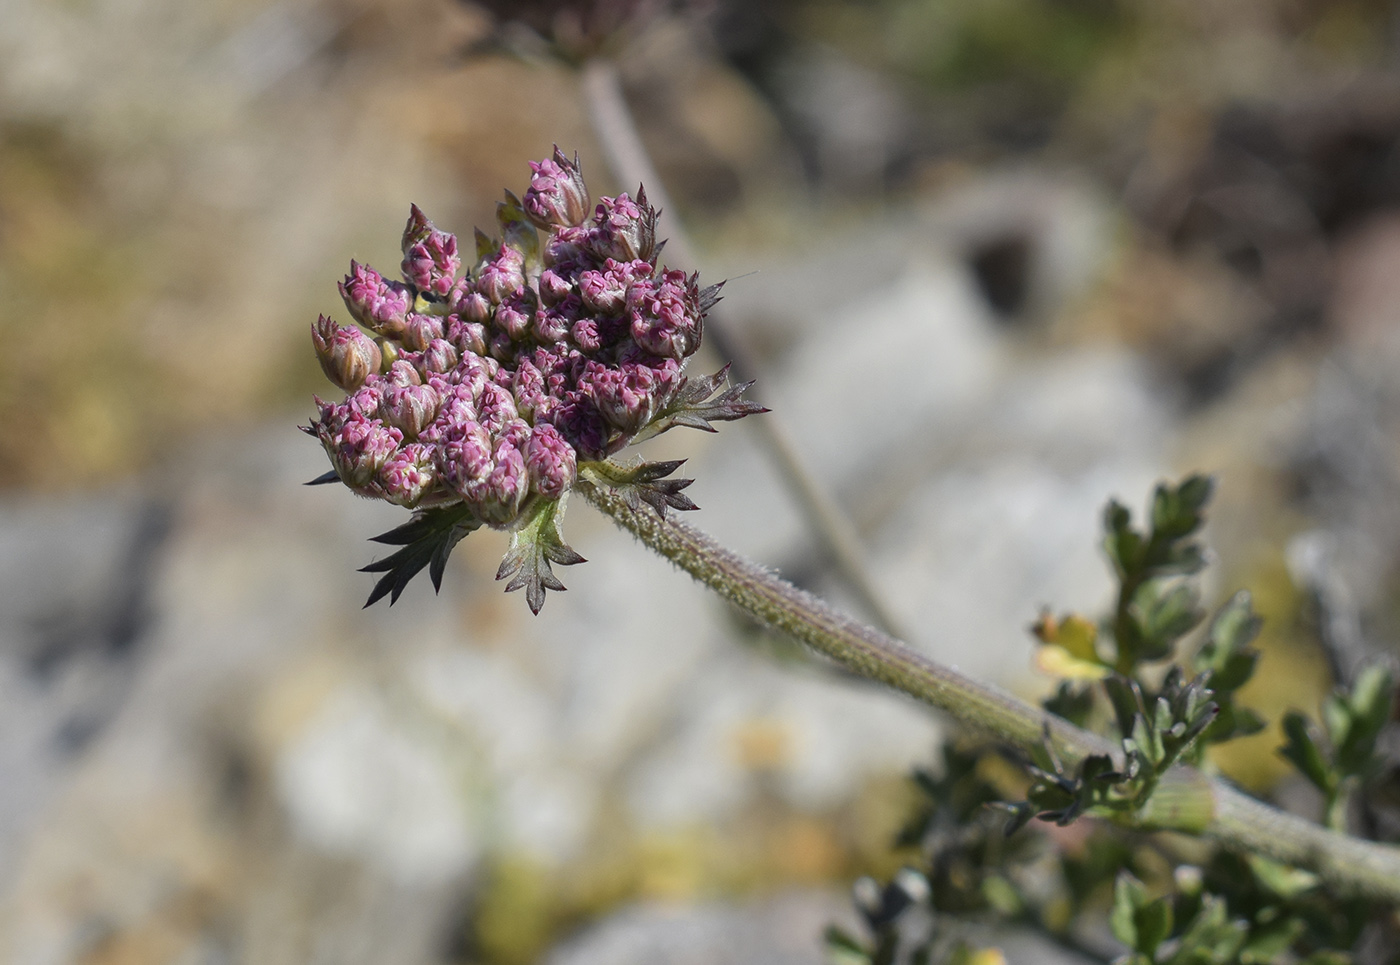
[
  {"left": 579, "top": 475, "right": 1400, "bottom": 902},
  {"left": 580, "top": 57, "right": 908, "bottom": 641}
]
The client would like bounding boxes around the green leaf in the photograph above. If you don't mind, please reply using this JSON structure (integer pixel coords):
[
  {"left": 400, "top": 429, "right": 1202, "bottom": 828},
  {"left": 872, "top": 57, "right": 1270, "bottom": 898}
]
[
  {"left": 1110, "top": 873, "right": 1144, "bottom": 948},
  {"left": 1138, "top": 581, "right": 1204, "bottom": 659},
  {"left": 1195, "top": 592, "right": 1262, "bottom": 696},
  {"left": 495, "top": 495, "right": 585, "bottom": 614},
  {"left": 1103, "top": 500, "right": 1143, "bottom": 579},
  {"left": 1335, "top": 664, "right": 1393, "bottom": 776},
  {"left": 496, "top": 190, "right": 541, "bottom": 270},
  {"left": 1043, "top": 680, "right": 1095, "bottom": 726},
  {"left": 1173, "top": 895, "right": 1248, "bottom": 964},
  {"left": 1135, "top": 896, "right": 1175, "bottom": 956},
  {"left": 823, "top": 925, "right": 871, "bottom": 965},
  {"left": 1247, "top": 855, "right": 1318, "bottom": 899},
  {"left": 1151, "top": 475, "right": 1213, "bottom": 541},
  {"left": 1105, "top": 674, "right": 1145, "bottom": 739},
  {"left": 1240, "top": 916, "right": 1304, "bottom": 964},
  {"left": 1279, "top": 712, "right": 1334, "bottom": 793},
  {"left": 360, "top": 503, "right": 481, "bottom": 606},
  {"left": 1111, "top": 873, "right": 1159, "bottom": 950},
  {"left": 583, "top": 458, "right": 699, "bottom": 517}
]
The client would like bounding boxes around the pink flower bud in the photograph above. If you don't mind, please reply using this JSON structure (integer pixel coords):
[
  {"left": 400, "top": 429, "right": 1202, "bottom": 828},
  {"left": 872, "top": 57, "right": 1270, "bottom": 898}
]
[
  {"left": 628, "top": 268, "right": 702, "bottom": 360},
  {"left": 475, "top": 381, "right": 521, "bottom": 434},
  {"left": 312, "top": 315, "right": 381, "bottom": 391},
  {"left": 533, "top": 294, "right": 579, "bottom": 343},
  {"left": 512, "top": 358, "right": 548, "bottom": 421},
  {"left": 385, "top": 359, "right": 422, "bottom": 388},
  {"left": 538, "top": 267, "right": 574, "bottom": 306},
  {"left": 447, "top": 316, "right": 488, "bottom": 356},
  {"left": 452, "top": 353, "right": 496, "bottom": 397},
  {"left": 524, "top": 147, "right": 590, "bottom": 228},
  {"left": 345, "top": 383, "right": 384, "bottom": 417},
  {"left": 488, "top": 332, "right": 516, "bottom": 364},
  {"left": 439, "top": 422, "right": 529, "bottom": 526},
  {"left": 422, "top": 338, "right": 459, "bottom": 375},
  {"left": 401, "top": 224, "right": 461, "bottom": 297},
  {"left": 495, "top": 290, "right": 535, "bottom": 341},
  {"left": 543, "top": 226, "right": 590, "bottom": 269},
  {"left": 340, "top": 261, "right": 412, "bottom": 337},
  {"left": 317, "top": 406, "right": 402, "bottom": 492},
  {"left": 590, "top": 190, "right": 657, "bottom": 264},
  {"left": 380, "top": 381, "right": 439, "bottom": 439},
  {"left": 547, "top": 393, "right": 611, "bottom": 461},
  {"left": 400, "top": 312, "right": 445, "bottom": 352},
  {"left": 455, "top": 287, "right": 493, "bottom": 324},
  {"left": 578, "top": 360, "right": 663, "bottom": 434},
  {"left": 477, "top": 245, "right": 525, "bottom": 304},
  {"left": 524, "top": 423, "right": 577, "bottom": 498},
  {"left": 402, "top": 203, "right": 434, "bottom": 253},
  {"left": 420, "top": 381, "right": 478, "bottom": 446},
  {"left": 379, "top": 443, "right": 438, "bottom": 508},
  {"left": 439, "top": 420, "right": 493, "bottom": 496}
]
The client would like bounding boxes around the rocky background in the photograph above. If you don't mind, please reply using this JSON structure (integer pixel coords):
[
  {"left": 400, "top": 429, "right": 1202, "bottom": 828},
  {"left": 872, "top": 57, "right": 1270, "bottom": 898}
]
[{"left": 2, "top": 0, "right": 1400, "bottom": 962}]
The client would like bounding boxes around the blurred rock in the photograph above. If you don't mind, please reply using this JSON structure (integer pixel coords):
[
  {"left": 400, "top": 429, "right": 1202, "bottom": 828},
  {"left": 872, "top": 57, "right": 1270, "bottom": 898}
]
[{"left": 545, "top": 890, "right": 850, "bottom": 965}]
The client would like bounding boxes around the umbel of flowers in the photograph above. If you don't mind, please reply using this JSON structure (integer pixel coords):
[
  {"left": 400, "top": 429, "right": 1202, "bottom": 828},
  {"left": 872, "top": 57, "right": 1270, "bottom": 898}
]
[{"left": 305, "top": 149, "right": 762, "bottom": 610}]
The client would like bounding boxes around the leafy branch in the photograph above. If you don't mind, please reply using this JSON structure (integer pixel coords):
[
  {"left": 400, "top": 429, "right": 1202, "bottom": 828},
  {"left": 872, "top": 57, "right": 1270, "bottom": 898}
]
[{"left": 576, "top": 474, "right": 1400, "bottom": 903}]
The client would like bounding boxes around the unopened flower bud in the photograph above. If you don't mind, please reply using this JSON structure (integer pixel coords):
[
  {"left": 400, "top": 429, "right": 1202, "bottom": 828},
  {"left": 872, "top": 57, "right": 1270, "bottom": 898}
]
[
  {"left": 346, "top": 384, "right": 383, "bottom": 417},
  {"left": 544, "top": 225, "right": 590, "bottom": 269},
  {"left": 447, "top": 316, "right": 488, "bottom": 357},
  {"left": 475, "top": 381, "right": 520, "bottom": 433},
  {"left": 319, "top": 408, "right": 402, "bottom": 491},
  {"left": 401, "top": 203, "right": 434, "bottom": 253},
  {"left": 385, "top": 359, "right": 422, "bottom": 388},
  {"left": 570, "top": 317, "right": 602, "bottom": 353},
  {"left": 512, "top": 358, "right": 548, "bottom": 421},
  {"left": 582, "top": 351, "right": 680, "bottom": 431},
  {"left": 533, "top": 295, "right": 578, "bottom": 343},
  {"left": 548, "top": 393, "right": 611, "bottom": 461},
  {"left": 628, "top": 268, "right": 702, "bottom": 360},
  {"left": 591, "top": 190, "right": 657, "bottom": 263},
  {"left": 312, "top": 314, "right": 381, "bottom": 391},
  {"left": 495, "top": 290, "right": 535, "bottom": 341},
  {"left": 524, "top": 423, "right": 577, "bottom": 498},
  {"left": 340, "top": 261, "right": 411, "bottom": 336},
  {"left": 524, "top": 147, "right": 590, "bottom": 228},
  {"left": 440, "top": 422, "right": 529, "bottom": 526},
  {"left": 380, "top": 381, "right": 439, "bottom": 439},
  {"left": 538, "top": 267, "right": 574, "bottom": 306},
  {"left": 402, "top": 223, "right": 461, "bottom": 297},
  {"left": 478, "top": 245, "right": 525, "bottom": 304},
  {"left": 379, "top": 443, "right": 438, "bottom": 508},
  {"left": 400, "top": 312, "right": 445, "bottom": 352},
  {"left": 455, "top": 287, "right": 493, "bottom": 324},
  {"left": 422, "top": 338, "right": 459, "bottom": 375}
]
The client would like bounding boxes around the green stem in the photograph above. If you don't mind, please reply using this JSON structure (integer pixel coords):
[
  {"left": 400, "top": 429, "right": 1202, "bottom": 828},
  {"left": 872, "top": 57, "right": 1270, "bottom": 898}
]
[{"left": 579, "top": 476, "right": 1400, "bottom": 902}]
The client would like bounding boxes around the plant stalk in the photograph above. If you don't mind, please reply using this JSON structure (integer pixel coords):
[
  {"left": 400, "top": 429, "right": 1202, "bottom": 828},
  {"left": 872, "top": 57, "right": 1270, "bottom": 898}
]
[
  {"left": 579, "top": 476, "right": 1400, "bottom": 902},
  {"left": 579, "top": 57, "right": 908, "bottom": 642}
]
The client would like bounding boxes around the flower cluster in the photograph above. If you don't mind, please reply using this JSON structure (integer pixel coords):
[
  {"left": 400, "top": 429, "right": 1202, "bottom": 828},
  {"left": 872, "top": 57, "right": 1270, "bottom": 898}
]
[{"left": 306, "top": 148, "right": 761, "bottom": 609}]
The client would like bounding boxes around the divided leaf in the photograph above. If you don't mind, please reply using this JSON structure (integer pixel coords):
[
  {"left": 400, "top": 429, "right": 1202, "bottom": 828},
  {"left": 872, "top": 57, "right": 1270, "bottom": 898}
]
[
  {"left": 495, "top": 495, "right": 585, "bottom": 614},
  {"left": 361, "top": 503, "right": 482, "bottom": 606},
  {"left": 584, "top": 458, "right": 700, "bottom": 517}
]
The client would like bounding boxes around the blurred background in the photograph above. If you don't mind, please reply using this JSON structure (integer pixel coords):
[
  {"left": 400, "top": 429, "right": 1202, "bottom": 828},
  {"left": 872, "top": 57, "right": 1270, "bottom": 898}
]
[{"left": 3, "top": 0, "right": 1400, "bottom": 962}]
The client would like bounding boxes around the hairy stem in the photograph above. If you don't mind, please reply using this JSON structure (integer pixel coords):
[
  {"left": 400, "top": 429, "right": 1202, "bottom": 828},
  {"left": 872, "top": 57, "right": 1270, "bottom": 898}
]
[{"left": 579, "top": 476, "right": 1400, "bottom": 902}]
